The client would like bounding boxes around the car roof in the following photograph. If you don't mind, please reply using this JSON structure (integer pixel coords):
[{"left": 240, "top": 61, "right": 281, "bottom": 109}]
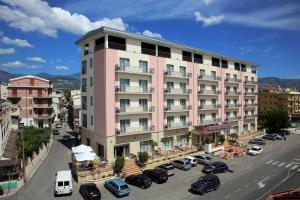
[
  {"left": 185, "top": 156, "right": 196, "bottom": 159},
  {"left": 111, "top": 178, "right": 126, "bottom": 186},
  {"left": 212, "top": 162, "right": 225, "bottom": 165}
]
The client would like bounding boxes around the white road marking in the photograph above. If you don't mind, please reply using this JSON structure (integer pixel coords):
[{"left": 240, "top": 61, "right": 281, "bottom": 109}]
[
  {"left": 235, "top": 188, "right": 242, "bottom": 193},
  {"left": 285, "top": 163, "right": 293, "bottom": 168},
  {"left": 278, "top": 162, "right": 286, "bottom": 167},
  {"left": 272, "top": 161, "right": 280, "bottom": 165},
  {"left": 257, "top": 176, "right": 271, "bottom": 188},
  {"left": 224, "top": 194, "right": 231, "bottom": 199},
  {"left": 294, "top": 158, "right": 300, "bottom": 161},
  {"left": 290, "top": 165, "right": 299, "bottom": 170},
  {"left": 266, "top": 160, "right": 273, "bottom": 164},
  {"left": 244, "top": 184, "right": 250, "bottom": 188},
  {"left": 298, "top": 169, "right": 300, "bottom": 172}
]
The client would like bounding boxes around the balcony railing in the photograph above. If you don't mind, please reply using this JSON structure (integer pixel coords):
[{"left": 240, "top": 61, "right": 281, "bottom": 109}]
[
  {"left": 33, "top": 94, "right": 52, "bottom": 99},
  {"left": 198, "top": 75, "right": 221, "bottom": 81},
  {"left": 198, "top": 90, "right": 221, "bottom": 95},
  {"left": 115, "top": 86, "right": 154, "bottom": 94},
  {"left": 244, "top": 114, "right": 258, "bottom": 119},
  {"left": 225, "top": 116, "right": 241, "bottom": 121},
  {"left": 115, "top": 64, "right": 154, "bottom": 75},
  {"left": 244, "top": 103, "right": 258, "bottom": 107},
  {"left": 164, "top": 71, "right": 191, "bottom": 79},
  {"left": 7, "top": 94, "right": 22, "bottom": 98},
  {"left": 225, "top": 78, "right": 241, "bottom": 83},
  {"left": 8, "top": 83, "right": 52, "bottom": 88},
  {"left": 115, "top": 125, "right": 155, "bottom": 136},
  {"left": 33, "top": 114, "right": 53, "bottom": 119},
  {"left": 164, "top": 121, "right": 192, "bottom": 129},
  {"left": 164, "top": 88, "right": 191, "bottom": 95},
  {"left": 115, "top": 106, "right": 154, "bottom": 114},
  {"left": 244, "top": 92, "right": 257, "bottom": 96},
  {"left": 225, "top": 104, "right": 241, "bottom": 108},
  {"left": 199, "top": 118, "right": 221, "bottom": 125},
  {"left": 33, "top": 104, "right": 52, "bottom": 109},
  {"left": 198, "top": 104, "right": 221, "bottom": 110},
  {"left": 225, "top": 91, "right": 241, "bottom": 96},
  {"left": 164, "top": 105, "right": 191, "bottom": 112},
  {"left": 244, "top": 80, "right": 257, "bottom": 85}
]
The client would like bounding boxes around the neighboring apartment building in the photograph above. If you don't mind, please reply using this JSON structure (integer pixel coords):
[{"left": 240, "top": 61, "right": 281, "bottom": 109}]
[
  {"left": 71, "top": 90, "right": 81, "bottom": 129},
  {"left": 76, "top": 27, "right": 258, "bottom": 161},
  {"left": 0, "top": 84, "right": 8, "bottom": 100},
  {"left": 0, "top": 100, "right": 12, "bottom": 159},
  {"left": 258, "top": 87, "right": 300, "bottom": 119},
  {"left": 52, "top": 89, "right": 65, "bottom": 122},
  {"left": 7, "top": 75, "right": 53, "bottom": 128}
]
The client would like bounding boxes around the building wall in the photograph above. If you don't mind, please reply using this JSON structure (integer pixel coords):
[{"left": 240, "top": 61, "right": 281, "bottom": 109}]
[{"left": 0, "top": 103, "right": 12, "bottom": 159}]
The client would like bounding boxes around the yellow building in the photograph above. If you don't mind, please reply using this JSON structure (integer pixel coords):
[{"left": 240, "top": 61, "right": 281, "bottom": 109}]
[{"left": 258, "top": 88, "right": 300, "bottom": 119}]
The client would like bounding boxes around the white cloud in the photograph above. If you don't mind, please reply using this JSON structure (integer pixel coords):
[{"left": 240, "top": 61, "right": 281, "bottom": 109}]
[
  {"left": 1, "top": 36, "right": 33, "bottom": 47},
  {"left": 54, "top": 65, "right": 69, "bottom": 71},
  {"left": 2, "top": 60, "right": 26, "bottom": 68},
  {"left": 0, "top": 47, "right": 15, "bottom": 55},
  {"left": 142, "top": 30, "right": 162, "bottom": 39},
  {"left": 202, "top": 0, "right": 213, "bottom": 6},
  {"left": 26, "top": 56, "right": 46, "bottom": 63},
  {"left": 0, "top": 0, "right": 127, "bottom": 37},
  {"left": 194, "top": 11, "right": 224, "bottom": 26}
]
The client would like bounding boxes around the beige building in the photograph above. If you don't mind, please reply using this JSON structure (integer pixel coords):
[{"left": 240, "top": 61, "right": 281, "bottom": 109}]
[
  {"left": 258, "top": 88, "right": 300, "bottom": 119},
  {"left": 0, "top": 84, "right": 8, "bottom": 100},
  {"left": 0, "top": 100, "right": 12, "bottom": 160}
]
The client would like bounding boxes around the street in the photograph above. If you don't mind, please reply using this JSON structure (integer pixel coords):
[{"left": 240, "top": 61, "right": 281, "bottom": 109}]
[{"left": 3, "top": 132, "right": 300, "bottom": 200}]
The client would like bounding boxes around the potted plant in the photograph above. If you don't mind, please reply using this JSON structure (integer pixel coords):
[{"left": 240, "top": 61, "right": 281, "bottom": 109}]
[{"left": 113, "top": 156, "right": 125, "bottom": 175}]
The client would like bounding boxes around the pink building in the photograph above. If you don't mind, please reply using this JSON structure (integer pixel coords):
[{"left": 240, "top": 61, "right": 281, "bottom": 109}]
[
  {"left": 76, "top": 27, "right": 258, "bottom": 162},
  {"left": 7, "top": 75, "right": 53, "bottom": 128}
]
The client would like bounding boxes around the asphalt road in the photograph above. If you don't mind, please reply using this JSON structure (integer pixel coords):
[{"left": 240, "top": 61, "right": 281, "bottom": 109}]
[{"left": 3, "top": 132, "right": 300, "bottom": 200}]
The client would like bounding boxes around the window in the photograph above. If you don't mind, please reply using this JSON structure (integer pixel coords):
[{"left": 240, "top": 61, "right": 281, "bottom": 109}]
[
  {"left": 89, "top": 58, "right": 93, "bottom": 68},
  {"left": 58, "top": 182, "right": 63, "bottom": 187},
  {"left": 120, "top": 79, "right": 130, "bottom": 92},
  {"left": 139, "top": 118, "right": 148, "bottom": 129},
  {"left": 167, "top": 82, "right": 174, "bottom": 90},
  {"left": 194, "top": 53, "right": 203, "bottom": 64},
  {"left": 81, "top": 60, "right": 87, "bottom": 74},
  {"left": 245, "top": 76, "right": 248, "bottom": 82},
  {"left": 180, "top": 115, "right": 186, "bottom": 124},
  {"left": 200, "top": 69, "right": 205, "bottom": 77},
  {"left": 98, "top": 144, "right": 104, "bottom": 158},
  {"left": 200, "top": 84, "right": 205, "bottom": 92},
  {"left": 120, "top": 119, "right": 130, "bottom": 133},
  {"left": 221, "top": 60, "right": 228, "bottom": 68},
  {"left": 90, "top": 115, "right": 93, "bottom": 126},
  {"left": 29, "top": 109, "right": 32, "bottom": 115},
  {"left": 180, "top": 99, "right": 186, "bottom": 107},
  {"left": 167, "top": 99, "right": 174, "bottom": 109},
  {"left": 200, "top": 99, "right": 206, "bottom": 107},
  {"left": 182, "top": 51, "right": 192, "bottom": 62},
  {"left": 139, "top": 99, "right": 148, "bottom": 111},
  {"left": 139, "top": 60, "right": 148, "bottom": 73},
  {"left": 29, "top": 89, "right": 32, "bottom": 94},
  {"left": 226, "top": 86, "right": 230, "bottom": 93},
  {"left": 211, "top": 71, "right": 216, "bottom": 79},
  {"left": 82, "top": 113, "right": 87, "bottom": 128},
  {"left": 251, "top": 66, "right": 257, "bottom": 74},
  {"left": 179, "top": 66, "right": 186, "bottom": 76},
  {"left": 166, "top": 64, "right": 174, "bottom": 73},
  {"left": 180, "top": 82, "right": 186, "bottom": 90},
  {"left": 90, "top": 96, "right": 93, "bottom": 106},
  {"left": 212, "top": 57, "right": 220, "bottom": 67},
  {"left": 140, "top": 141, "right": 152, "bottom": 153},
  {"left": 226, "top": 73, "right": 230, "bottom": 79},
  {"left": 119, "top": 58, "right": 129, "bottom": 68},
  {"left": 81, "top": 78, "right": 87, "bottom": 92},
  {"left": 167, "top": 116, "right": 174, "bottom": 126},
  {"left": 233, "top": 74, "right": 237, "bottom": 81},
  {"left": 200, "top": 114, "right": 205, "bottom": 122},
  {"left": 86, "top": 138, "right": 91, "bottom": 146},
  {"left": 141, "top": 42, "right": 156, "bottom": 56},
  {"left": 84, "top": 43, "right": 89, "bottom": 55},
  {"left": 90, "top": 77, "right": 93, "bottom": 87},
  {"left": 82, "top": 96, "right": 87, "bottom": 110},
  {"left": 139, "top": 80, "right": 148, "bottom": 91},
  {"left": 108, "top": 35, "right": 126, "bottom": 50},
  {"left": 94, "top": 37, "right": 105, "bottom": 51},
  {"left": 120, "top": 99, "right": 130, "bottom": 112},
  {"left": 234, "top": 63, "right": 240, "bottom": 71},
  {"left": 241, "top": 64, "right": 246, "bottom": 72},
  {"left": 158, "top": 45, "right": 170, "bottom": 58}
]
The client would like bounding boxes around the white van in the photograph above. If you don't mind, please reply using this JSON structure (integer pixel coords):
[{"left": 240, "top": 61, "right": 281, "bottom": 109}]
[{"left": 54, "top": 170, "right": 73, "bottom": 196}]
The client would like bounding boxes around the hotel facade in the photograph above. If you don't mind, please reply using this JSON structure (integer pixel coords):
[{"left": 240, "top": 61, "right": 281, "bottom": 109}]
[{"left": 76, "top": 27, "right": 258, "bottom": 162}]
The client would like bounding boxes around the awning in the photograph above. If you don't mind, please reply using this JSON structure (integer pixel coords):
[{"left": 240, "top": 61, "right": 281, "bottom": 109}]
[
  {"left": 71, "top": 144, "right": 93, "bottom": 154},
  {"left": 74, "top": 151, "right": 99, "bottom": 161},
  {"left": 194, "top": 123, "right": 230, "bottom": 134}
]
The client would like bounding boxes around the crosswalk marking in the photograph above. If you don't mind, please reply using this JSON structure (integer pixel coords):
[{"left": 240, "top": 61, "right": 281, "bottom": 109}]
[
  {"left": 294, "top": 158, "right": 300, "bottom": 161},
  {"left": 298, "top": 169, "right": 300, "bottom": 172},
  {"left": 278, "top": 162, "right": 286, "bottom": 167},
  {"left": 285, "top": 163, "right": 293, "bottom": 168},
  {"left": 266, "top": 160, "right": 273, "bottom": 164},
  {"left": 272, "top": 161, "right": 280, "bottom": 165},
  {"left": 290, "top": 165, "right": 299, "bottom": 170}
]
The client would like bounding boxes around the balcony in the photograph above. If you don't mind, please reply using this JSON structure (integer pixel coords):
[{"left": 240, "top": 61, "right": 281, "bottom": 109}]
[
  {"left": 225, "top": 91, "right": 241, "bottom": 96},
  {"left": 244, "top": 114, "right": 258, "bottom": 119},
  {"left": 164, "top": 121, "right": 192, "bottom": 130},
  {"left": 198, "top": 104, "right": 221, "bottom": 110},
  {"left": 164, "top": 105, "right": 191, "bottom": 112},
  {"left": 225, "top": 104, "right": 241, "bottom": 109},
  {"left": 115, "top": 64, "right": 154, "bottom": 75},
  {"left": 198, "top": 75, "right": 221, "bottom": 82},
  {"left": 8, "top": 83, "right": 52, "bottom": 88},
  {"left": 115, "top": 125, "right": 155, "bottom": 136},
  {"left": 164, "top": 88, "right": 191, "bottom": 95},
  {"left": 225, "top": 116, "right": 241, "bottom": 121},
  {"left": 7, "top": 94, "right": 22, "bottom": 99},
  {"left": 244, "top": 103, "right": 258, "bottom": 108},
  {"left": 33, "top": 94, "right": 52, "bottom": 99},
  {"left": 115, "top": 86, "right": 154, "bottom": 94},
  {"left": 198, "top": 90, "right": 221, "bottom": 96},
  {"left": 33, "top": 114, "right": 53, "bottom": 119},
  {"left": 33, "top": 104, "right": 52, "bottom": 109},
  {"left": 164, "top": 71, "right": 191, "bottom": 79},
  {"left": 225, "top": 78, "right": 241, "bottom": 84},
  {"left": 199, "top": 118, "right": 221, "bottom": 125},
  {"left": 244, "top": 92, "right": 257, "bottom": 96},
  {"left": 115, "top": 106, "right": 154, "bottom": 115},
  {"left": 244, "top": 80, "right": 257, "bottom": 85}
]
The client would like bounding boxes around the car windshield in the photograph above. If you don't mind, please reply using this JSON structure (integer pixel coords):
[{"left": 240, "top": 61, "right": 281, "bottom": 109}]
[
  {"left": 120, "top": 185, "right": 129, "bottom": 190},
  {"left": 205, "top": 156, "right": 211, "bottom": 160},
  {"left": 251, "top": 148, "right": 259, "bottom": 151}
]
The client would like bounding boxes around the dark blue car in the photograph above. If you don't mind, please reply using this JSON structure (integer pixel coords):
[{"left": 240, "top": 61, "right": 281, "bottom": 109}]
[{"left": 262, "top": 134, "right": 276, "bottom": 141}]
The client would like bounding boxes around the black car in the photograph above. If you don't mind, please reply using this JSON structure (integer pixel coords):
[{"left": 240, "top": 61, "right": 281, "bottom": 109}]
[
  {"left": 52, "top": 129, "right": 60, "bottom": 135},
  {"left": 125, "top": 174, "right": 152, "bottom": 189},
  {"left": 190, "top": 174, "right": 220, "bottom": 195},
  {"left": 202, "top": 162, "right": 228, "bottom": 174},
  {"left": 248, "top": 138, "right": 266, "bottom": 145},
  {"left": 79, "top": 183, "right": 101, "bottom": 200},
  {"left": 143, "top": 169, "right": 168, "bottom": 184},
  {"left": 262, "top": 134, "right": 277, "bottom": 141}
]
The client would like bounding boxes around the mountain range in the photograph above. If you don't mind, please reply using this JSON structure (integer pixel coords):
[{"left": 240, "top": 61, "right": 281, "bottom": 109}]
[{"left": 1, "top": 69, "right": 300, "bottom": 91}]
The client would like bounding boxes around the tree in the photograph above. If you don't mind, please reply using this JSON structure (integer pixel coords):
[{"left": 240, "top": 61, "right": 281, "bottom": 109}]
[
  {"left": 184, "top": 132, "right": 192, "bottom": 147},
  {"left": 67, "top": 103, "right": 74, "bottom": 130},
  {"left": 218, "top": 135, "right": 225, "bottom": 144},
  {"left": 114, "top": 156, "right": 125, "bottom": 174},
  {"left": 259, "top": 108, "right": 291, "bottom": 133},
  {"left": 149, "top": 140, "right": 157, "bottom": 151},
  {"left": 138, "top": 152, "right": 149, "bottom": 164}
]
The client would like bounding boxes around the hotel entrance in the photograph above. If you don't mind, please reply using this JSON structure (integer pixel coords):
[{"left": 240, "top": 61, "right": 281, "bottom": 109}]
[{"left": 114, "top": 144, "right": 129, "bottom": 158}]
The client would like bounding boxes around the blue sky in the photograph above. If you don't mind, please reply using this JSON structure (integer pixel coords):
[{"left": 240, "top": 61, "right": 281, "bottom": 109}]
[{"left": 0, "top": 0, "right": 299, "bottom": 78}]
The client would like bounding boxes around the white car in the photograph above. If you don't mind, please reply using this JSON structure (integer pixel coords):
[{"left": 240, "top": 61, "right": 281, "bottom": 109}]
[
  {"left": 54, "top": 170, "right": 73, "bottom": 196},
  {"left": 184, "top": 156, "right": 198, "bottom": 167},
  {"left": 247, "top": 146, "right": 263, "bottom": 156}
]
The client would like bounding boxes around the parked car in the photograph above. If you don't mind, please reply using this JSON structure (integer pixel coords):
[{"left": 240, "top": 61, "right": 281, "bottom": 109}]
[
  {"left": 202, "top": 162, "right": 228, "bottom": 174},
  {"left": 52, "top": 129, "right": 60, "bottom": 135},
  {"left": 155, "top": 163, "right": 175, "bottom": 176},
  {"left": 262, "top": 134, "right": 277, "bottom": 141},
  {"left": 125, "top": 174, "right": 152, "bottom": 189},
  {"left": 79, "top": 183, "right": 101, "bottom": 200},
  {"left": 248, "top": 138, "right": 266, "bottom": 145},
  {"left": 184, "top": 156, "right": 198, "bottom": 167},
  {"left": 172, "top": 159, "right": 192, "bottom": 170},
  {"left": 247, "top": 146, "right": 263, "bottom": 156},
  {"left": 190, "top": 174, "right": 220, "bottom": 195},
  {"left": 193, "top": 154, "right": 212, "bottom": 165},
  {"left": 104, "top": 178, "right": 131, "bottom": 197},
  {"left": 143, "top": 169, "right": 168, "bottom": 184},
  {"left": 272, "top": 133, "right": 283, "bottom": 140},
  {"left": 63, "top": 135, "right": 71, "bottom": 141},
  {"left": 54, "top": 170, "right": 73, "bottom": 196},
  {"left": 56, "top": 123, "right": 62, "bottom": 128}
]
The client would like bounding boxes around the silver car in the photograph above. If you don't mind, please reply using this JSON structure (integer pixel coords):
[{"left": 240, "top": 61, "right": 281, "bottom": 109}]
[
  {"left": 155, "top": 163, "right": 175, "bottom": 176},
  {"left": 193, "top": 154, "right": 212, "bottom": 165},
  {"left": 172, "top": 159, "right": 191, "bottom": 170}
]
